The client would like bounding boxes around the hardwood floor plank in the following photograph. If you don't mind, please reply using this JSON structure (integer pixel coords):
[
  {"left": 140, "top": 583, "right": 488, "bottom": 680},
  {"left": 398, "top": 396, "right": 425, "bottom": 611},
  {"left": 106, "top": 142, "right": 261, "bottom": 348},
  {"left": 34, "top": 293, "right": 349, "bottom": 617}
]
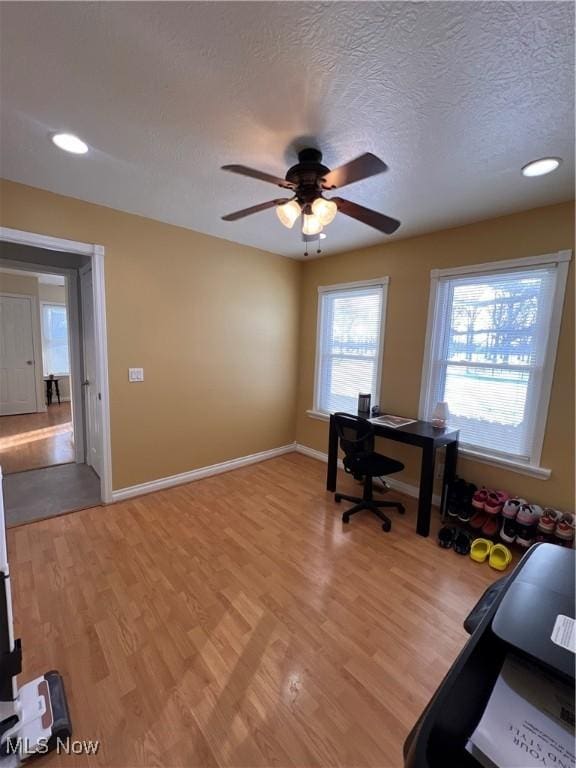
[
  {"left": 8, "top": 453, "right": 499, "bottom": 767},
  {"left": 0, "top": 403, "right": 74, "bottom": 473}
]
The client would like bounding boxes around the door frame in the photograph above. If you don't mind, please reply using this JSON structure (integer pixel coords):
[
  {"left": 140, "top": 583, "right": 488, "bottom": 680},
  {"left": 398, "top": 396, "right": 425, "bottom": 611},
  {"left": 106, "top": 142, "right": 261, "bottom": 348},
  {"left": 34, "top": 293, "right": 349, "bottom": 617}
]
[
  {"left": 78, "top": 262, "right": 102, "bottom": 477},
  {"left": 0, "top": 292, "right": 43, "bottom": 415},
  {"left": 0, "top": 227, "right": 112, "bottom": 503},
  {"left": 0, "top": 261, "right": 85, "bottom": 465}
]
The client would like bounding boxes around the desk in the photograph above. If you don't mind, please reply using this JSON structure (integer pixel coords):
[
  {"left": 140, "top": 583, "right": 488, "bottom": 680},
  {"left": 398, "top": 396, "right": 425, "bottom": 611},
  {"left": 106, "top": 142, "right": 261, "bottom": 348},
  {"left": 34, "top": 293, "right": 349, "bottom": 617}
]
[{"left": 326, "top": 414, "right": 459, "bottom": 537}]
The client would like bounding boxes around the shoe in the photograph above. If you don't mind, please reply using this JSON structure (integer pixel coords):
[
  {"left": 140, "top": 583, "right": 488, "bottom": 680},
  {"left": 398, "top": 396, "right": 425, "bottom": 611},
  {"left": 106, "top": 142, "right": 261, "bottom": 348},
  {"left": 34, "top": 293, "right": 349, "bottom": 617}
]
[
  {"left": 485, "top": 490, "right": 509, "bottom": 515},
  {"left": 500, "top": 517, "right": 517, "bottom": 544},
  {"left": 453, "top": 530, "right": 472, "bottom": 555},
  {"left": 438, "top": 526, "right": 456, "bottom": 548},
  {"left": 489, "top": 543, "right": 512, "bottom": 571},
  {"left": 472, "top": 488, "right": 489, "bottom": 511},
  {"left": 470, "top": 538, "right": 492, "bottom": 563},
  {"left": 481, "top": 514, "right": 500, "bottom": 539},
  {"left": 469, "top": 511, "right": 488, "bottom": 530},
  {"left": 517, "top": 503, "right": 544, "bottom": 526},
  {"left": 457, "top": 504, "right": 473, "bottom": 523},
  {"left": 447, "top": 478, "right": 468, "bottom": 518},
  {"left": 555, "top": 513, "right": 575, "bottom": 546},
  {"left": 538, "top": 508, "right": 563, "bottom": 535},
  {"left": 516, "top": 504, "right": 543, "bottom": 548},
  {"left": 502, "top": 497, "right": 526, "bottom": 519}
]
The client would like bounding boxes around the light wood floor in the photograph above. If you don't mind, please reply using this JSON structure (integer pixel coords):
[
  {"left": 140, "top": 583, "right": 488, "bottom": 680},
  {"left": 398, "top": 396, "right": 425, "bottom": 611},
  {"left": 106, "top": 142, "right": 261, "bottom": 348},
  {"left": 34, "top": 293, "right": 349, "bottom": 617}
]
[
  {"left": 0, "top": 403, "right": 74, "bottom": 474},
  {"left": 8, "top": 453, "right": 498, "bottom": 767}
]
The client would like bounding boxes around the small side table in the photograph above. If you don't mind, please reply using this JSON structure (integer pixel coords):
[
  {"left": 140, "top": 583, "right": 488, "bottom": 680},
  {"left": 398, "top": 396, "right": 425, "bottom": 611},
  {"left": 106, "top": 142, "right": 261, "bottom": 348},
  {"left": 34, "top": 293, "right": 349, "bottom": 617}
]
[{"left": 44, "top": 377, "right": 61, "bottom": 406}]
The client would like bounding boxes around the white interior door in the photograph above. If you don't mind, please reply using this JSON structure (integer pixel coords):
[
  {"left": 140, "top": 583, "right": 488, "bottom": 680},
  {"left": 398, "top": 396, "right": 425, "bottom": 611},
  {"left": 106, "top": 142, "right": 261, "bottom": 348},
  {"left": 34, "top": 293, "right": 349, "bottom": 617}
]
[
  {"left": 0, "top": 295, "right": 38, "bottom": 415},
  {"left": 80, "top": 266, "right": 102, "bottom": 477}
]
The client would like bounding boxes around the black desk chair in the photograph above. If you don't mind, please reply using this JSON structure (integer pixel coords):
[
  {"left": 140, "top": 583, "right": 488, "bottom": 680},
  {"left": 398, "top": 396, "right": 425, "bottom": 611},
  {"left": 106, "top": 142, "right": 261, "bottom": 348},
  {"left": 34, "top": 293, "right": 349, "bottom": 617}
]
[{"left": 334, "top": 412, "right": 405, "bottom": 532}]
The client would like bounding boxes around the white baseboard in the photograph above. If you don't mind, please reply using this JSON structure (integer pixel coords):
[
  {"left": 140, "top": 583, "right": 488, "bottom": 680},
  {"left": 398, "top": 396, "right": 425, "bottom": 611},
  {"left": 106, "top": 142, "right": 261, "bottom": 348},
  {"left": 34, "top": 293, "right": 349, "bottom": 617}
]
[
  {"left": 112, "top": 442, "right": 298, "bottom": 503},
  {"left": 295, "top": 443, "right": 441, "bottom": 506}
]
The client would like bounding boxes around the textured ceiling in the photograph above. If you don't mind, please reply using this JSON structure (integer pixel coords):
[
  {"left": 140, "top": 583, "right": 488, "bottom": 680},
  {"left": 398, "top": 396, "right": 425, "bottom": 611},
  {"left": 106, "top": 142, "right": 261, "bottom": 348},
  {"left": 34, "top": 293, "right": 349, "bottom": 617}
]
[{"left": 0, "top": 2, "right": 573, "bottom": 258}]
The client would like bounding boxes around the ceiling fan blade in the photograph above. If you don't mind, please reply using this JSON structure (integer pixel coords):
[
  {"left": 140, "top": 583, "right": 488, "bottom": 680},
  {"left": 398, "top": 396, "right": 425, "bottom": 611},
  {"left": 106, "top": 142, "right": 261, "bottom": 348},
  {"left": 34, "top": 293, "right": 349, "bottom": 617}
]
[
  {"left": 222, "top": 164, "right": 295, "bottom": 189},
  {"left": 322, "top": 153, "right": 388, "bottom": 190},
  {"left": 221, "top": 199, "right": 288, "bottom": 221},
  {"left": 332, "top": 197, "right": 401, "bottom": 234}
]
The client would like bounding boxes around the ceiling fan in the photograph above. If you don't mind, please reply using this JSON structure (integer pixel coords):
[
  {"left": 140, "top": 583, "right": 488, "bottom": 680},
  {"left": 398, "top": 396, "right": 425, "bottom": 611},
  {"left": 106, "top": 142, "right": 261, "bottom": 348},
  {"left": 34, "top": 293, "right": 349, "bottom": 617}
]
[{"left": 220, "top": 148, "right": 401, "bottom": 246}]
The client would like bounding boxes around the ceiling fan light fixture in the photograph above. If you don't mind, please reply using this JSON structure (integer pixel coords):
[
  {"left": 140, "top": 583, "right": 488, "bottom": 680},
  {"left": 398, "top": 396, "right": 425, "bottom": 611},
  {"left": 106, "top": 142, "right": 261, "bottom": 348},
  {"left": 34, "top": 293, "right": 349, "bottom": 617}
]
[
  {"left": 312, "top": 197, "right": 338, "bottom": 225},
  {"left": 276, "top": 199, "right": 301, "bottom": 228},
  {"left": 302, "top": 213, "right": 323, "bottom": 236}
]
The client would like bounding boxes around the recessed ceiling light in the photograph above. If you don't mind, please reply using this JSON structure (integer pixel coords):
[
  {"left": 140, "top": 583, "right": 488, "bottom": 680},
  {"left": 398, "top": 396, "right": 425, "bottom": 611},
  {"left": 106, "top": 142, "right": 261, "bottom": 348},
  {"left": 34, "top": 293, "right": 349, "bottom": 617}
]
[
  {"left": 52, "top": 133, "right": 89, "bottom": 155},
  {"left": 521, "top": 157, "right": 561, "bottom": 177}
]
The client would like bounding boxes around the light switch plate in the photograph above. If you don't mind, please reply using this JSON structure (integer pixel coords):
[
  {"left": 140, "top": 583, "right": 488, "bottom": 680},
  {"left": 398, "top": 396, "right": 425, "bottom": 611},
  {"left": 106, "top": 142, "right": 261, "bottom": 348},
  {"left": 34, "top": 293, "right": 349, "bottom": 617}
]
[{"left": 128, "top": 367, "right": 144, "bottom": 382}]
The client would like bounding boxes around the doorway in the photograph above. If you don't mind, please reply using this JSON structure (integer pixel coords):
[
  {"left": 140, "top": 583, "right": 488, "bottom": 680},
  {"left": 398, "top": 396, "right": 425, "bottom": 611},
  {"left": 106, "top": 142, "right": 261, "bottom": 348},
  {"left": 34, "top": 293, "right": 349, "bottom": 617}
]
[
  {"left": 1, "top": 269, "right": 75, "bottom": 473},
  {"left": 0, "top": 228, "right": 111, "bottom": 525}
]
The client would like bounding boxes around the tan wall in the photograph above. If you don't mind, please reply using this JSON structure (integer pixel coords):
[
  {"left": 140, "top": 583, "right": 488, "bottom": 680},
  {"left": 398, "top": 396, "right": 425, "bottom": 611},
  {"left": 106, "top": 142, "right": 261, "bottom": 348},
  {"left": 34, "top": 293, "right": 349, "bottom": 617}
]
[
  {"left": 0, "top": 271, "right": 45, "bottom": 411},
  {"left": 0, "top": 272, "right": 39, "bottom": 296},
  {"left": 296, "top": 202, "right": 575, "bottom": 510},
  {"left": 38, "top": 283, "right": 66, "bottom": 304},
  {"left": 2, "top": 178, "right": 573, "bottom": 508},
  {"left": 0, "top": 179, "right": 301, "bottom": 489}
]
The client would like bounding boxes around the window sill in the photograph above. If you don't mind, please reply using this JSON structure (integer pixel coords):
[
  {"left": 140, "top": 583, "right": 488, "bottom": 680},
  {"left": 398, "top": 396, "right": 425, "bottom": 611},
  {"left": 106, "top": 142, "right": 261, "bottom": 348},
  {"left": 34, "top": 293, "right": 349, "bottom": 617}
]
[
  {"left": 306, "top": 409, "right": 331, "bottom": 422},
  {"left": 459, "top": 448, "right": 551, "bottom": 480}
]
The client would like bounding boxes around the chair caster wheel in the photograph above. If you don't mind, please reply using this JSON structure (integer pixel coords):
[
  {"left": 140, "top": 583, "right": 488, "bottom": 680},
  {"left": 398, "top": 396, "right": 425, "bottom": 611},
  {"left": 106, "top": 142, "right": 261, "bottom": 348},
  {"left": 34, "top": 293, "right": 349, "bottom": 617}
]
[
  {"left": 382, "top": 520, "right": 391, "bottom": 532},
  {"left": 335, "top": 495, "right": 342, "bottom": 503},
  {"left": 397, "top": 504, "right": 405, "bottom": 515},
  {"left": 342, "top": 514, "right": 350, "bottom": 524}
]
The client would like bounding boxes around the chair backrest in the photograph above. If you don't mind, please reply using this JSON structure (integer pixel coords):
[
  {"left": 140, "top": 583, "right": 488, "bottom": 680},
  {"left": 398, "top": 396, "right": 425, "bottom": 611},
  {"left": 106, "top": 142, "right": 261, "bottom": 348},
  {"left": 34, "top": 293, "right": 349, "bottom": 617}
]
[{"left": 334, "top": 412, "right": 375, "bottom": 459}]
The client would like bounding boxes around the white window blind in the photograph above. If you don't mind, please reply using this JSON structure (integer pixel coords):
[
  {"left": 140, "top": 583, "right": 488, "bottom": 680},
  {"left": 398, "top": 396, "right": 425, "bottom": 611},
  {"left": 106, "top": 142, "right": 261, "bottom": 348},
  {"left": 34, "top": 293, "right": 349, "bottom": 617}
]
[
  {"left": 421, "top": 258, "right": 568, "bottom": 465},
  {"left": 315, "top": 280, "right": 387, "bottom": 414},
  {"left": 41, "top": 303, "right": 70, "bottom": 376}
]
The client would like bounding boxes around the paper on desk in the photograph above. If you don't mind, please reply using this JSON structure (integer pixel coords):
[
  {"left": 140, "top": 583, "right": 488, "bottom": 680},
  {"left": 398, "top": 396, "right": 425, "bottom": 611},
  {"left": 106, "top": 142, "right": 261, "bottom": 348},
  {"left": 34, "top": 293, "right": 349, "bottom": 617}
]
[
  {"left": 369, "top": 414, "right": 416, "bottom": 428},
  {"left": 551, "top": 615, "right": 575, "bottom": 654},
  {"left": 467, "top": 654, "right": 575, "bottom": 768}
]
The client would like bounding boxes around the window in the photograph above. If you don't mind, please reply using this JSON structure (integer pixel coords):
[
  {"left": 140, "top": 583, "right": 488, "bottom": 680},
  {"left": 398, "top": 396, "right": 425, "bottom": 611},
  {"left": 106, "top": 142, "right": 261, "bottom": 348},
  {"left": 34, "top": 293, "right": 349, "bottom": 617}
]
[
  {"left": 420, "top": 252, "right": 570, "bottom": 470},
  {"left": 314, "top": 278, "right": 388, "bottom": 414},
  {"left": 41, "top": 302, "right": 70, "bottom": 375}
]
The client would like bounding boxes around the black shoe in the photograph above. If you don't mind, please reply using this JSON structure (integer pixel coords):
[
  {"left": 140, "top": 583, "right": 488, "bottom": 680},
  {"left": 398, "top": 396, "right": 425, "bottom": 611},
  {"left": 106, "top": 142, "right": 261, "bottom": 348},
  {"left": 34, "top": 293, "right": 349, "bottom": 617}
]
[
  {"left": 447, "top": 478, "right": 467, "bottom": 517},
  {"left": 464, "top": 482, "right": 478, "bottom": 505},
  {"left": 453, "top": 530, "right": 472, "bottom": 555},
  {"left": 458, "top": 504, "right": 473, "bottom": 523},
  {"left": 438, "top": 526, "right": 456, "bottom": 548}
]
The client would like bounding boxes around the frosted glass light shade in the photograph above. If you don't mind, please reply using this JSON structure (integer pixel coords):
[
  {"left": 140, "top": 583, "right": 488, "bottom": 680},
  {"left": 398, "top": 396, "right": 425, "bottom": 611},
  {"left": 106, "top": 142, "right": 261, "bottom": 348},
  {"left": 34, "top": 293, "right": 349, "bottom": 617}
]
[
  {"left": 431, "top": 401, "right": 449, "bottom": 428},
  {"left": 302, "top": 214, "right": 323, "bottom": 236},
  {"left": 276, "top": 200, "right": 301, "bottom": 228},
  {"left": 312, "top": 197, "right": 338, "bottom": 225}
]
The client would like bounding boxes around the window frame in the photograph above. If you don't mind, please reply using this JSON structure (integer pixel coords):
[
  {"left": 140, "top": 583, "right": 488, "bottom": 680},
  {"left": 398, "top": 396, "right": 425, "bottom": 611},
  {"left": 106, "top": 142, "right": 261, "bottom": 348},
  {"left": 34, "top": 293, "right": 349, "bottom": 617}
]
[
  {"left": 40, "top": 300, "right": 71, "bottom": 377},
  {"left": 419, "top": 250, "right": 571, "bottom": 476},
  {"left": 311, "top": 277, "right": 389, "bottom": 417}
]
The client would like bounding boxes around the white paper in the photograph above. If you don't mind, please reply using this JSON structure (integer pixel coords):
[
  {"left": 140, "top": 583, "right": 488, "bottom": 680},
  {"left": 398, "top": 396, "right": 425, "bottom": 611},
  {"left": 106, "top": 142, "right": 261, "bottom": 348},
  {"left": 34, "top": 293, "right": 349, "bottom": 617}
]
[
  {"left": 468, "top": 655, "right": 575, "bottom": 768},
  {"left": 551, "top": 615, "right": 576, "bottom": 654},
  {"left": 368, "top": 414, "right": 416, "bottom": 428}
]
